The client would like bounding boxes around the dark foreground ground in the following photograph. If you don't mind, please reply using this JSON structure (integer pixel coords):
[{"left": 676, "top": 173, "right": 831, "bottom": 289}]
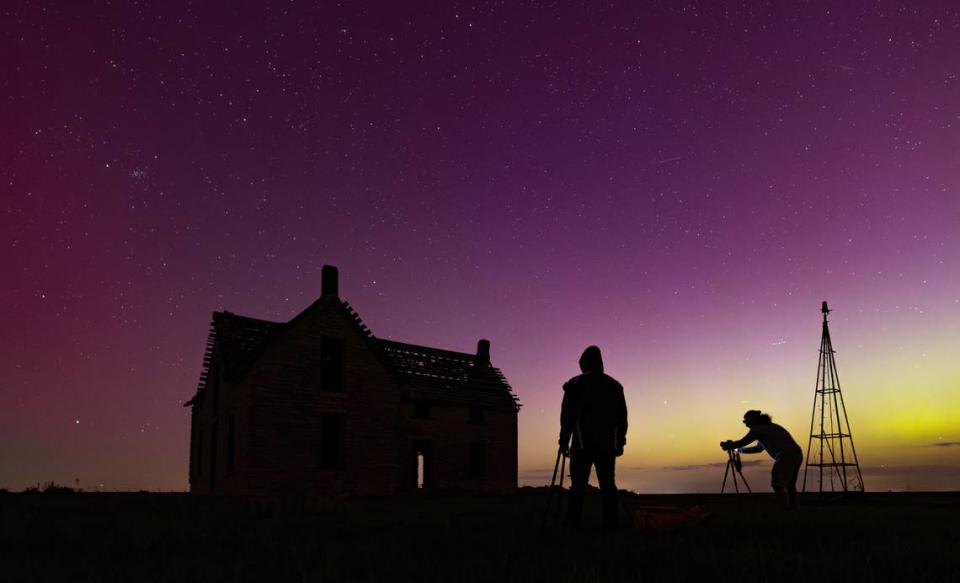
[{"left": 2, "top": 489, "right": 958, "bottom": 582}]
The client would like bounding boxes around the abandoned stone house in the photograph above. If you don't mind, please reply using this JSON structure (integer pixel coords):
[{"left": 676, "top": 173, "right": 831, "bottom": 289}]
[{"left": 184, "top": 265, "right": 520, "bottom": 495}]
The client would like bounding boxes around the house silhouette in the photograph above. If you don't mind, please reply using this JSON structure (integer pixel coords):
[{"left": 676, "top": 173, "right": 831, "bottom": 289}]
[{"left": 184, "top": 265, "right": 521, "bottom": 495}]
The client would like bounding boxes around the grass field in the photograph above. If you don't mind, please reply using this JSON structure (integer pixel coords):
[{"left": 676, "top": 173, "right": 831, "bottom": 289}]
[{"left": 2, "top": 489, "right": 957, "bottom": 582}]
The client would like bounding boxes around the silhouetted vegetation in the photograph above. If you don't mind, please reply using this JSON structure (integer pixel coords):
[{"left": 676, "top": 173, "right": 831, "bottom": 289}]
[
  {"left": 1, "top": 489, "right": 957, "bottom": 582},
  {"left": 22, "top": 481, "right": 79, "bottom": 494}
]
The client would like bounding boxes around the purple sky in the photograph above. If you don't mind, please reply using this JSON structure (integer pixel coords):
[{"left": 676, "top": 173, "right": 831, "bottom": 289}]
[{"left": 3, "top": 2, "right": 959, "bottom": 492}]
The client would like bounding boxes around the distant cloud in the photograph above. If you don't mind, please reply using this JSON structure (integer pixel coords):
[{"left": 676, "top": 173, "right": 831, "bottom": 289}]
[
  {"left": 519, "top": 468, "right": 556, "bottom": 478},
  {"left": 659, "top": 460, "right": 766, "bottom": 471},
  {"left": 931, "top": 441, "right": 960, "bottom": 447},
  {"left": 860, "top": 464, "right": 960, "bottom": 476}
]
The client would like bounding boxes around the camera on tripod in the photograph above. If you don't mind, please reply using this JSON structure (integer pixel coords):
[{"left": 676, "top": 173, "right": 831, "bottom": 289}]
[
  {"left": 719, "top": 441, "right": 750, "bottom": 493},
  {"left": 720, "top": 441, "right": 742, "bottom": 471}
]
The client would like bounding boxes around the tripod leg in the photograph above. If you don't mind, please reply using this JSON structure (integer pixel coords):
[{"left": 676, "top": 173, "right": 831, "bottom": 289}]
[
  {"left": 549, "top": 449, "right": 562, "bottom": 489},
  {"left": 559, "top": 453, "right": 566, "bottom": 489},
  {"left": 721, "top": 460, "right": 731, "bottom": 494},
  {"left": 554, "top": 453, "right": 567, "bottom": 523},
  {"left": 542, "top": 450, "right": 562, "bottom": 529},
  {"left": 738, "top": 469, "right": 751, "bottom": 493}
]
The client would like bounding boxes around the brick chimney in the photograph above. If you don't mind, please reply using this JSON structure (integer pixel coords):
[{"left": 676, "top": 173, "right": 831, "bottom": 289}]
[
  {"left": 476, "top": 339, "right": 490, "bottom": 365},
  {"left": 321, "top": 265, "right": 339, "bottom": 298}
]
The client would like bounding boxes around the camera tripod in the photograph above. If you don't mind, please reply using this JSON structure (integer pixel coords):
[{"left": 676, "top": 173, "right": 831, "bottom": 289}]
[
  {"left": 720, "top": 448, "right": 752, "bottom": 494},
  {"left": 542, "top": 448, "right": 637, "bottom": 529},
  {"left": 542, "top": 448, "right": 568, "bottom": 529}
]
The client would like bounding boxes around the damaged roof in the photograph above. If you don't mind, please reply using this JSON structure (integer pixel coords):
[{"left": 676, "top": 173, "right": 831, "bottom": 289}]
[
  {"left": 185, "top": 301, "right": 520, "bottom": 411},
  {"left": 377, "top": 339, "right": 520, "bottom": 410}
]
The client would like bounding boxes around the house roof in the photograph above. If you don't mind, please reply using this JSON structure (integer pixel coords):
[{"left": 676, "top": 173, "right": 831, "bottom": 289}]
[
  {"left": 376, "top": 339, "right": 520, "bottom": 410},
  {"left": 184, "top": 312, "right": 284, "bottom": 407},
  {"left": 186, "top": 300, "right": 520, "bottom": 411},
  {"left": 214, "top": 312, "right": 285, "bottom": 380}
]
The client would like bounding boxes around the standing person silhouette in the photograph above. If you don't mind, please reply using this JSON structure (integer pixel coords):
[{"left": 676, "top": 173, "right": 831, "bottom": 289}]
[
  {"left": 721, "top": 410, "right": 803, "bottom": 509},
  {"left": 558, "top": 346, "right": 628, "bottom": 528}
]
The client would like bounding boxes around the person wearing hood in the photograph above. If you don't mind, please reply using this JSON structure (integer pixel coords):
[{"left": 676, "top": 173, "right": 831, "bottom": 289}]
[{"left": 558, "top": 345, "right": 628, "bottom": 528}]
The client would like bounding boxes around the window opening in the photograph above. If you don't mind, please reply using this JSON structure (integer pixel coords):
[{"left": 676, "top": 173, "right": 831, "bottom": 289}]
[
  {"left": 415, "top": 402, "right": 431, "bottom": 418},
  {"left": 320, "top": 337, "right": 345, "bottom": 391},
  {"left": 470, "top": 443, "right": 485, "bottom": 478},
  {"left": 320, "top": 413, "right": 345, "bottom": 467},
  {"left": 196, "top": 430, "right": 204, "bottom": 477},
  {"left": 227, "top": 415, "right": 235, "bottom": 472},
  {"left": 210, "top": 421, "right": 218, "bottom": 489}
]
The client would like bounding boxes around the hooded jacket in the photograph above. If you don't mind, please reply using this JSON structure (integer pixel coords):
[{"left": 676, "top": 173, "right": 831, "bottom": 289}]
[{"left": 559, "top": 346, "right": 628, "bottom": 452}]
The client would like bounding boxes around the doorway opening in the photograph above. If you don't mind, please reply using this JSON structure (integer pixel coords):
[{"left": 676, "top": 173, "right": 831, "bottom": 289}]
[
  {"left": 413, "top": 441, "right": 431, "bottom": 490},
  {"left": 417, "top": 452, "right": 425, "bottom": 489}
]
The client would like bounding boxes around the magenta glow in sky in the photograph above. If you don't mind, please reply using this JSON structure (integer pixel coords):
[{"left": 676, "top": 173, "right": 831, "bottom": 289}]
[{"left": 2, "top": 2, "right": 959, "bottom": 492}]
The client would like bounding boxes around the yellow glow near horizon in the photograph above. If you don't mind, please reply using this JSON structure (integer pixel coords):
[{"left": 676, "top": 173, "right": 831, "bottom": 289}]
[{"left": 517, "top": 308, "right": 960, "bottom": 491}]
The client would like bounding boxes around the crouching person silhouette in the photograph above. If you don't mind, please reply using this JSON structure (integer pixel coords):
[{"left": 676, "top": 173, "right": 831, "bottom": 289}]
[
  {"left": 721, "top": 410, "right": 803, "bottom": 509},
  {"left": 558, "top": 346, "right": 628, "bottom": 528}
]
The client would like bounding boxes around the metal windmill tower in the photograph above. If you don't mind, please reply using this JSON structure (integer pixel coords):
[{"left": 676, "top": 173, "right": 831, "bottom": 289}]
[{"left": 803, "top": 301, "right": 865, "bottom": 493}]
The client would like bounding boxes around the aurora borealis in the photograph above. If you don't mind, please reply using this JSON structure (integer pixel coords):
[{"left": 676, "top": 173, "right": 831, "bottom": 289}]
[{"left": 2, "top": 2, "right": 959, "bottom": 492}]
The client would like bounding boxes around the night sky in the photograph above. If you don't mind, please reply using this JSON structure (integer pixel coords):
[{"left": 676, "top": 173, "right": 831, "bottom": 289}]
[{"left": 3, "top": 2, "right": 959, "bottom": 492}]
